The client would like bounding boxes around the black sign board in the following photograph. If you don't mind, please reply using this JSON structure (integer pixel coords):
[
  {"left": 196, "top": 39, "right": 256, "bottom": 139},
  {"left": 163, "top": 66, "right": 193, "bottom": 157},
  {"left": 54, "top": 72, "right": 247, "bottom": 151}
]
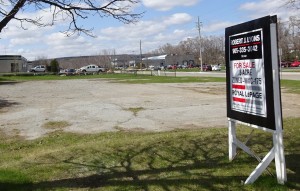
[{"left": 225, "top": 15, "right": 281, "bottom": 130}]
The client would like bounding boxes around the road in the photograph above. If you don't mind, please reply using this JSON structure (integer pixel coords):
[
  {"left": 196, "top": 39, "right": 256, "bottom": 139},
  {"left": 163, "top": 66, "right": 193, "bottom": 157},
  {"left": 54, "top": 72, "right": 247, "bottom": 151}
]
[{"left": 279, "top": 71, "right": 300, "bottom": 80}]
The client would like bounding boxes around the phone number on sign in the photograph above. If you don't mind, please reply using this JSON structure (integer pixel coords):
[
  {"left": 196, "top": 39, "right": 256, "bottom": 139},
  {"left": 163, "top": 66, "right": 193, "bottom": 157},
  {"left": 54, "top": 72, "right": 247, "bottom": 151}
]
[{"left": 232, "top": 45, "right": 258, "bottom": 54}]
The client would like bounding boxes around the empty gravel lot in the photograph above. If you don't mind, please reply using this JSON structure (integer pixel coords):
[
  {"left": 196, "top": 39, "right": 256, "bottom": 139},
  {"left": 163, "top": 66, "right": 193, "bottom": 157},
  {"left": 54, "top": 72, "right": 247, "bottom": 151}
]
[{"left": 0, "top": 79, "right": 299, "bottom": 139}]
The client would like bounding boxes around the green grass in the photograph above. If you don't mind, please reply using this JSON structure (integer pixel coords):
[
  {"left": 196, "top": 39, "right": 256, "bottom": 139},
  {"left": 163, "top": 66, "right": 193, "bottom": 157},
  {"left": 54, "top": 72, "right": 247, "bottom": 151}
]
[
  {"left": 124, "top": 107, "right": 145, "bottom": 116},
  {"left": 0, "top": 118, "right": 299, "bottom": 190},
  {"left": 281, "top": 80, "right": 300, "bottom": 94},
  {"left": 43, "top": 121, "right": 71, "bottom": 129},
  {"left": 0, "top": 73, "right": 226, "bottom": 84},
  {"left": 166, "top": 68, "right": 201, "bottom": 72},
  {"left": 2, "top": 73, "right": 300, "bottom": 95}
]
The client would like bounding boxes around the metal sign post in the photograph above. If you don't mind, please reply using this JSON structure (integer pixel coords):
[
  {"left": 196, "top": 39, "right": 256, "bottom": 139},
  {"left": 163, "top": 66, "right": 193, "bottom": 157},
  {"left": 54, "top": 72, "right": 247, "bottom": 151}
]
[{"left": 225, "top": 15, "right": 287, "bottom": 184}]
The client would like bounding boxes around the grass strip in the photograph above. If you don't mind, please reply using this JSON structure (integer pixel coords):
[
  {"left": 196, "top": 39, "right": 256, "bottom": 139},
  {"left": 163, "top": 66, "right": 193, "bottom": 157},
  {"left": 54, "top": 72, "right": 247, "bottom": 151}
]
[
  {"left": 281, "top": 79, "right": 300, "bottom": 94},
  {"left": 0, "top": 73, "right": 226, "bottom": 84},
  {"left": 0, "top": 118, "right": 299, "bottom": 190},
  {"left": 1, "top": 73, "right": 299, "bottom": 94}
]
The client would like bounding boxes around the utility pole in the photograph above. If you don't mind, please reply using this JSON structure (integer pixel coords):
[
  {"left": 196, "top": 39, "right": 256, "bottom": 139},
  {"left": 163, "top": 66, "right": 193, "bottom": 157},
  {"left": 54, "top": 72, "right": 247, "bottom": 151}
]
[
  {"left": 140, "top": 40, "right": 143, "bottom": 68},
  {"left": 196, "top": 16, "right": 203, "bottom": 71}
]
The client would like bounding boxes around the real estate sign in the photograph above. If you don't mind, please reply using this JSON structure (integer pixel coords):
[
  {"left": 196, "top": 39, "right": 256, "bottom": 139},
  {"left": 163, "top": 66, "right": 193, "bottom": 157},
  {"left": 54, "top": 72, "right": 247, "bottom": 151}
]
[
  {"left": 226, "top": 16, "right": 287, "bottom": 185},
  {"left": 225, "top": 15, "right": 280, "bottom": 131},
  {"left": 230, "top": 29, "right": 266, "bottom": 117}
]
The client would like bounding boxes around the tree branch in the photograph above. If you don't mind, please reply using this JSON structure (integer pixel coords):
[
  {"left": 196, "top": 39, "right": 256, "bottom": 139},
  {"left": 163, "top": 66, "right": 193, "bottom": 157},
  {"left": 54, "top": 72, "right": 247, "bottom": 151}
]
[
  {"left": 0, "top": 0, "right": 27, "bottom": 32},
  {"left": 0, "top": 0, "right": 144, "bottom": 35}
]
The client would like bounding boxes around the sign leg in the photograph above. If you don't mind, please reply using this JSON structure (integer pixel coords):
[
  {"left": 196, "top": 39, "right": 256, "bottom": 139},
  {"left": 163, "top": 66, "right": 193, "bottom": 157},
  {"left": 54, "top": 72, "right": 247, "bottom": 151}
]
[
  {"left": 273, "top": 131, "right": 287, "bottom": 184},
  {"left": 245, "top": 147, "right": 275, "bottom": 184},
  {"left": 228, "top": 118, "right": 236, "bottom": 161}
]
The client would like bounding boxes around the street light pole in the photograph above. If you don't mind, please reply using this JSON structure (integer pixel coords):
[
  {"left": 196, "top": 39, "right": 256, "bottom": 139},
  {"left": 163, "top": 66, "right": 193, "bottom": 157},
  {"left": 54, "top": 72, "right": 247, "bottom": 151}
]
[
  {"left": 197, "top": 16, "right": 203, "bottom": 71},
  {"left": 140, "top": 40, "right": 142, "bottom": 68}
]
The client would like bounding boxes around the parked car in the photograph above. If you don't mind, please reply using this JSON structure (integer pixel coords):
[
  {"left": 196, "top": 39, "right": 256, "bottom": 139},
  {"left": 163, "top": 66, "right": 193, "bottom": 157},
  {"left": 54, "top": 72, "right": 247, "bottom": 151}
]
[
  {"left": 59, "top": 68, "right": 76, "bottom": 76},
  {"left": 212, "top": 65, "right": 221, "bottom": 71},
  {"left": 290, "top": 61, "right": 300, "bottom": 67},
  {"left": 167, "top": 65, "right": 173, "bottom": 69},
  {"left": 79, "top": 64, "right": 106, "bottom": 74},
  {"left": 280, "top": 62, "right": 291, "bottom": 68},
  {"left": 148, "top": 65, "right": 155, "bottom": 70},
  {"left": 181, "top": 65, "right": 188, "bottom": 69},
  {"left": 177, "top": 65, "right": 188, "bottom": 69},
  {"left": 202, "top": 65, "right": 212, "bottom": 71},
  {"left": 30, "top": 65, "right": 46, "bottom": 72}
]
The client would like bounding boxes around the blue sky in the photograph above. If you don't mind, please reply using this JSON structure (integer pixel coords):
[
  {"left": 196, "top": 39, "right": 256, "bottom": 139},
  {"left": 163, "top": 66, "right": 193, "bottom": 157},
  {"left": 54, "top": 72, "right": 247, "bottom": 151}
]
[{"left": 0, "top": 0, "right": 298, "bottom": 60}]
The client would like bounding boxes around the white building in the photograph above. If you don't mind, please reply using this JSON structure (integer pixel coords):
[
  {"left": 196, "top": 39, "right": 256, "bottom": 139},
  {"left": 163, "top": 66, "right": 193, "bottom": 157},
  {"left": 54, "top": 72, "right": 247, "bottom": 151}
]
[
  {"left": 142, "top": 54, "right": 195, "bottom": 68},
  {"left": 0, "top": 55, "right": 28, "bottom": 73}
]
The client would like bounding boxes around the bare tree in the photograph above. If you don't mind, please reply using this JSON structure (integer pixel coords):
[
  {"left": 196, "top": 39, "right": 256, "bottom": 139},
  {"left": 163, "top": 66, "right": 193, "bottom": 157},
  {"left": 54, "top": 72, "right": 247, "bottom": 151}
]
[
  {"left": 34, "top": 55, "right": 49, "bottom": 66},
  {"left": 201, "top": 36, "right": 224, "bottom": 65},
  {"left": 284, "top": 0, "right": 300, "bottom": 9},
  {"left": 278, "top": 19, "right": 293, "bottom": 61},
  {"left": 276, "top": 15, "right": 300, "bottom": 61},
  {"left": 152, "top": 35, "right": 225, "bottom": 66},
  {"left": 97, "top": 49, "right": 115, "bottom": 69},
  {"left": 178, "top": 38, "right": 198, "bottom": 55},
  {"left": 0, "top": 0, "right": 143, "bottom": 36}
]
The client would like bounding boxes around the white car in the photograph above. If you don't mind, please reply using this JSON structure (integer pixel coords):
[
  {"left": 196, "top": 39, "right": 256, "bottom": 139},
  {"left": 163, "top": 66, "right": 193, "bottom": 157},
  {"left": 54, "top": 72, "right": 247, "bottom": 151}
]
[
  {"left": 30, "top": 65, "right": 46, "bottom": 72},
  {"left": 79, "top": 64, "right": 106, "bottom": 74},
  {"left": 212, "top": 65, "right": 221, "bottom": 71}
]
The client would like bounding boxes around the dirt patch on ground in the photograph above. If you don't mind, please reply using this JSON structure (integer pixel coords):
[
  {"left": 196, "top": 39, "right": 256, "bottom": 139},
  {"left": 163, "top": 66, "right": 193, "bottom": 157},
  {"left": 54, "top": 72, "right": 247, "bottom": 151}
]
[{"left": 0, "top": 79, "right": 299, "bottom": 140}]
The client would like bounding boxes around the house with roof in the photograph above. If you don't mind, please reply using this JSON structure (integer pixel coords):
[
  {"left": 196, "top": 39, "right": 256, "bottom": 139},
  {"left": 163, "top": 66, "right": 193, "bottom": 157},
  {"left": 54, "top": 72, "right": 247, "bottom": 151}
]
[{"left": 0, "top": 55, "right": 28, "bottom": 73}]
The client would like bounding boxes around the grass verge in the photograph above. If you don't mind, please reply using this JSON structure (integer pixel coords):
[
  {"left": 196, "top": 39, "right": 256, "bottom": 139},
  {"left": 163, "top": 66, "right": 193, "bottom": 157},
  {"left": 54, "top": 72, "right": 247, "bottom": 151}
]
[
  {"left": 281, "top": 80, "right": 300, "bottom": 94},
  {"left": 0, "top": 118, "right": 299, "bottom": 190},
  {"left": 0, "top": 73, "right": 226, "bottom": 84},
  {"left": 1, "top": 73, "right": 299, "bottom": 95}
]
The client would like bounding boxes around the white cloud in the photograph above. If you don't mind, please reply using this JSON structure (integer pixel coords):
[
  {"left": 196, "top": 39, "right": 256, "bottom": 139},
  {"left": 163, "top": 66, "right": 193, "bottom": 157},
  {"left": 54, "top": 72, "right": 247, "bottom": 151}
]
[
  {"left": 10, "top": 38, "right": 40, "bottom": 46},
  {"left": 100, "top": 21, "right": 161, "bottom": 41},
  {"left": 239, "top": 0, "right": 299, "bottom": 21},
  {"left": 45, "top": 33, "right": 96, "bottom": 56},
  {"left": 1, "top": 10, "right": 194, "bottom": 60},
  {"left": 204, "top": 21, "right": 235, "bottom": 33},
  {"left": 143, "top": 0, "right": 199, "bottom": 11},
  {"left": 163, "top": 13, "right": 193, "bottom": 25},
  {"left": 100, "top": 13, "right": 192, "bottom": 41},
  {"left": 95, "top": 13, "right": 196, "bottom": 54},
  {"left": 239, "top": 0, "right": 284, "bottom": 11}
]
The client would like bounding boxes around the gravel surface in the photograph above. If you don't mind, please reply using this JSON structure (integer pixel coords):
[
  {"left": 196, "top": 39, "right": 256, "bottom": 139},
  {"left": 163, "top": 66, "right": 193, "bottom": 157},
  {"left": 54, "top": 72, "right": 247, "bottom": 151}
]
[{"left": 0, "top": 79, "right": 299, "bottom": 140}]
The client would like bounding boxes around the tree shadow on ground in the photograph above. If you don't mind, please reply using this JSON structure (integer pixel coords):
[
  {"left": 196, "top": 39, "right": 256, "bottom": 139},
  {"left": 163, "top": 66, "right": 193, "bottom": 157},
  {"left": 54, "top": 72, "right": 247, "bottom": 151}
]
[
  {"left": 0, "top": 130, "right": 298, "bottom": 190},
  {"left": 0, "top": 99, "right": 19, "bottom": 109},
  {"left": 0, "top": 80, "right": 20, "bottom": 85},
  {"left": 285, "top": 154, "right": 300, "bottom": 186},
  {"left": 0, "top": 81, "right": 20, "bottom": 110},
  {"left": 0, "top": 131, "right": 285, "bottom": 191}
]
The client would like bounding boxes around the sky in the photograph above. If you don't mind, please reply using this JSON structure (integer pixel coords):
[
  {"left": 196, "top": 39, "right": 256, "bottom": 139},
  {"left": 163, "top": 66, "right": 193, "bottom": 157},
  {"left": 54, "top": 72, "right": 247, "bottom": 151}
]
[{"left": 0, "top": 0, "right": 298, "bottom": 61}]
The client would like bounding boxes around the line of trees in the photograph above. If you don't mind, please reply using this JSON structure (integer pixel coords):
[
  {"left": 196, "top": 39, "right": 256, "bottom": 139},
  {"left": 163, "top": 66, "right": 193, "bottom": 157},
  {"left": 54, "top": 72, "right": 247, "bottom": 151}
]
[{"left": 278, "top": 17, "right": 300, "bottom": 61}]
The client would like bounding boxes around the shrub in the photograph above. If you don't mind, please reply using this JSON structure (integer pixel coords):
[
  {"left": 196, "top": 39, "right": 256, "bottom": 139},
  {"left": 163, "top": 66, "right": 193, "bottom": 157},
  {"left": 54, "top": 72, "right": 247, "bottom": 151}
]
[{"left": 50, "top": 59, "right": 60, "bottom": 73}]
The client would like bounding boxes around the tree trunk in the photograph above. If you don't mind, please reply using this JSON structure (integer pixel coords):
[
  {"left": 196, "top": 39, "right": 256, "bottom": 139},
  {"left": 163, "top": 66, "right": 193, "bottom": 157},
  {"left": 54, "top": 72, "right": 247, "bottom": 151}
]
[{"left": 0, "top": 0, "right": 27, "bottom": 32}]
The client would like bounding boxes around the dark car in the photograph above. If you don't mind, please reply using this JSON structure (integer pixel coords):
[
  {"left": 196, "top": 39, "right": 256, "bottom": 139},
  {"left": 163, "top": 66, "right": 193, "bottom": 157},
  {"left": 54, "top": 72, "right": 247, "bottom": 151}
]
[
  {"left": 280, "top": 62, "right": 291, "bottom": 68},
  {"left": 59, "top": 68, "right": 76, "bottom": 76},
  {"left": 202, "top": 65, "right": 212, "bottom": 71},
  {"left": 65, "top": 69, "right": 76, "bottom": 75}
]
